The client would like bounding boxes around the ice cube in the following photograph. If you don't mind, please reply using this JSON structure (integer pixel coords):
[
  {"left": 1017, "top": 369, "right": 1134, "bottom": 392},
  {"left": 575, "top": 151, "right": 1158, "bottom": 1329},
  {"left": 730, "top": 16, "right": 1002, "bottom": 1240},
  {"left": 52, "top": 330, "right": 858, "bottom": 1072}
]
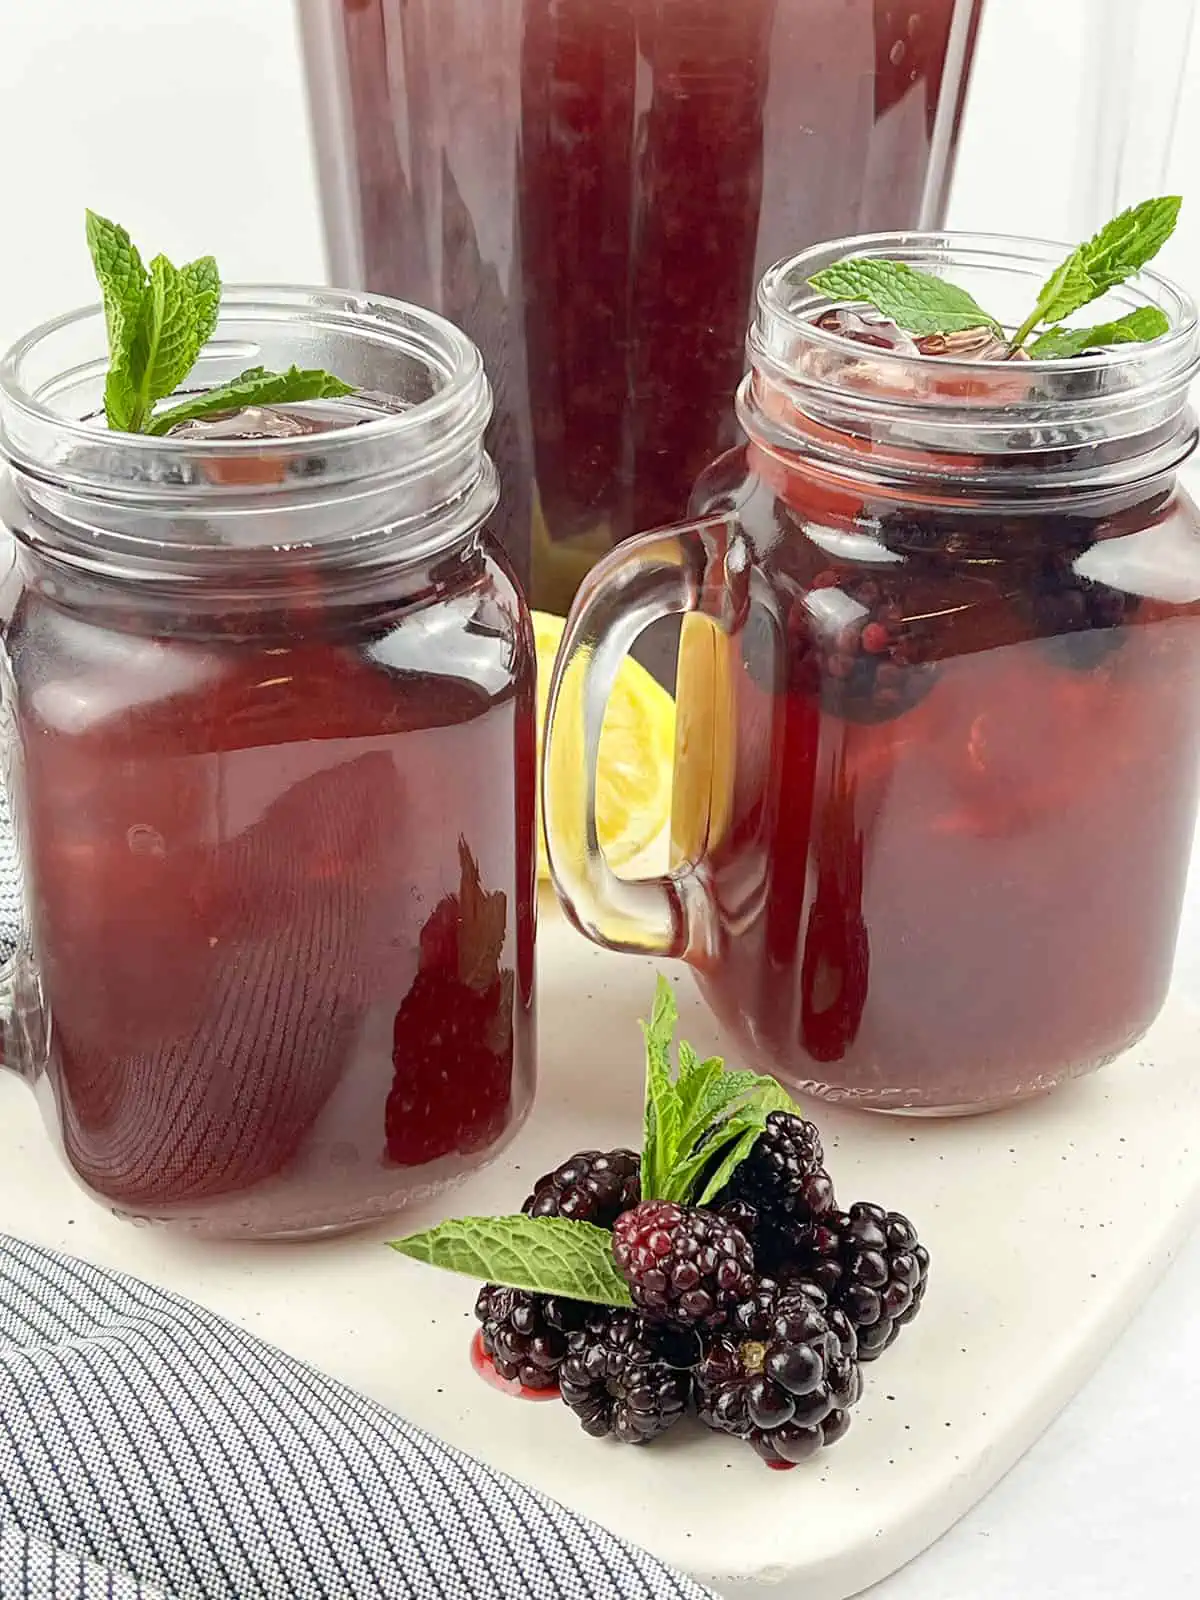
[{"left": 165, "top": 405, "right": 321, "bottom": 442}]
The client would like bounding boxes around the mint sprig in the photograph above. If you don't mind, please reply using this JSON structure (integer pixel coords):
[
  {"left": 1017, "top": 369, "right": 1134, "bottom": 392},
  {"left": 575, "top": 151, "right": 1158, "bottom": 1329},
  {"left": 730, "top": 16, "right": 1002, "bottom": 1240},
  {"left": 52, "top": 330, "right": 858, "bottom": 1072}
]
[
  {"left": 807, "top": 195, "right": 1181, "bottom": 360},
  {"left": 390, "top": 1216, "right": 633, "bottom": 1308},
  {"left": 1009, "top": 196, "right": 1181, "bottom": 353},
  {"left": 808, "top": 258, "right": 999, "bottom": 338},
  {"left": 1027, "top": 306, "right": 1170, "bottom": 361},
  {"left": 389, "top": 976, "right": 810, "bottom": 1304},
  {"left": 143, "top": 366, "right": 355, "bottom": 436},
  {"left": 85, "top": 211, "right": 354, "bottom": 434},
  {"left": 638, "top": 977, "right": 794, "bottom": 1205}
]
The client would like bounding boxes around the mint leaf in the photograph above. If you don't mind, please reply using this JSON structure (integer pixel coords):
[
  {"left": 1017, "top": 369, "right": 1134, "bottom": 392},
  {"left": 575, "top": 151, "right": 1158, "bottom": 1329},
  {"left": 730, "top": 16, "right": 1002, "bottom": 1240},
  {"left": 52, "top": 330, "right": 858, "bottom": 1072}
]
[
  {"left": 181, "top": 255, "right": 221, "bottom": 352},
  {"left": 390, "top": 1216, "right": 633, "bottom": 1307},
  {"left": 631, "top": 973, "right": 804, "bottom": 1206},
  {"left": 1012, "top": 196, "right": 1181, "bottom": 351},
  {"left": 673, "top": 1051, "right": 728, "bottom": 1149},
  {"left": 86, "top": 211, "right": 148, "bottom": 431},
  {"left": 808, "top": 259, "right": 1000, "bottom": 337},
  {"left": 661, "top": 1067, "right": 797, "bottom": 1206},
  {"left": 85, "top": 213, "right": 356, "bottom": 436},
  {"left": 126, "top": 254, "right": 201, "bottom": 433},
  {"left": 695, "top": 1124, "right": 767, "bottom": 1208},
  {"left": 1027, "top": 254, "right": 1098, "bottom": 330},
  {"left": 640, "top": 976, "right": 681, "bottom": 1200},
  {"left": 1028, "top": 306, "right": 1170, "bottom": 360},
  {"left": 147, "top": 365, "right": 356, "bottom": 435}
]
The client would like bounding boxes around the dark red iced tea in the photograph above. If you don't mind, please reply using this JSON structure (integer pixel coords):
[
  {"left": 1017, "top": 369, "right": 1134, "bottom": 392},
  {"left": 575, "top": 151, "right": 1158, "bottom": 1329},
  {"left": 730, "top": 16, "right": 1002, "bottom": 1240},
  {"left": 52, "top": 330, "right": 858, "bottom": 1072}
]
[
  {"left": 4, "top": 410, "right": 536, "bottom": 1232},
  {"left": 681, "top": 443, "right": 1200, "bottom": 1110}
]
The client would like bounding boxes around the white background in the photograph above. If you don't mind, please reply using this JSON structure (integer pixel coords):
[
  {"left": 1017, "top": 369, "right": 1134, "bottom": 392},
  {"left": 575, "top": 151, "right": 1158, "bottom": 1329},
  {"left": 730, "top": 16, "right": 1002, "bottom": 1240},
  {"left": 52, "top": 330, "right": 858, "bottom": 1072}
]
[{"left": 0, "top": 1, "right": 1198, "bottom": 1595}]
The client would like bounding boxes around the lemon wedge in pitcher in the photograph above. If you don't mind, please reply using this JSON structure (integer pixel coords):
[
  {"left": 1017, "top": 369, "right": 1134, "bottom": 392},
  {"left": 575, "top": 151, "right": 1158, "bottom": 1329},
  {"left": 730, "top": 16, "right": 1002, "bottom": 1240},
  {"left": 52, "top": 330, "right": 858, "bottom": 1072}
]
[{"left": 534, "top": 610, "right": 675, "bottom": 880}]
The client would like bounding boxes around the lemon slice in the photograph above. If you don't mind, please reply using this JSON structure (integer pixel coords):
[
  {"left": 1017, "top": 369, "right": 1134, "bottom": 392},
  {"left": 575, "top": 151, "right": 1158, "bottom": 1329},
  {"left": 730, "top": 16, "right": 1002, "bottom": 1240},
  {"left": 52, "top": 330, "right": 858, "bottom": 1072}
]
[{"left": 534, "top": 610, "right": 676, "bottom": 880}]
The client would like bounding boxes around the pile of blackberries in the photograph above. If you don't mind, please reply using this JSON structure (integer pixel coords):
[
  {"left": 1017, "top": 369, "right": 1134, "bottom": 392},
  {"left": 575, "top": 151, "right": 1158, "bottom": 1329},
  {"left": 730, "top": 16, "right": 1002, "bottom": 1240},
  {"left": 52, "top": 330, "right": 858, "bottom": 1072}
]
[{"left": 475, "top": 1118, "right": 929, "bottom": 1465}]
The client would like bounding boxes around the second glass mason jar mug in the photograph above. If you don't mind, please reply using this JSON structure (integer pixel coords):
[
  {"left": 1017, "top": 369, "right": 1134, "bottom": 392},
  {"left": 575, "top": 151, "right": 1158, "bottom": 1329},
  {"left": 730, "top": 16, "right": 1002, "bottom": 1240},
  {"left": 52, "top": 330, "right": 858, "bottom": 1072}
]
[
  {"left": 545, "top": 234, "right": 1200, "bottom": 1113},
  {"left": 0, "top": 289, "right": 537, "bottom": 1235}
]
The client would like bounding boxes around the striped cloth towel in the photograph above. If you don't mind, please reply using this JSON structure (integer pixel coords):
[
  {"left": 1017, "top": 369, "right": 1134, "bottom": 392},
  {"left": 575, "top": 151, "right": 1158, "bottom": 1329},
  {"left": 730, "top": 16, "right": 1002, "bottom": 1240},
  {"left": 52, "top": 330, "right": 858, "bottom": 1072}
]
[{"left": 0, "top": 1236, "right": 718, "bottom": 1600}]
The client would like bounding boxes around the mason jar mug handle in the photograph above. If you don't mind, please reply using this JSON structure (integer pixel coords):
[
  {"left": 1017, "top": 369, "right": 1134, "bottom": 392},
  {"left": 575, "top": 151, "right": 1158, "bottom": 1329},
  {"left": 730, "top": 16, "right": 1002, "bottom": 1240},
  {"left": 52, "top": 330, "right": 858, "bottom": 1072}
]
[{"left": 542, "top": 513, "right": 750, "bottom": 960}]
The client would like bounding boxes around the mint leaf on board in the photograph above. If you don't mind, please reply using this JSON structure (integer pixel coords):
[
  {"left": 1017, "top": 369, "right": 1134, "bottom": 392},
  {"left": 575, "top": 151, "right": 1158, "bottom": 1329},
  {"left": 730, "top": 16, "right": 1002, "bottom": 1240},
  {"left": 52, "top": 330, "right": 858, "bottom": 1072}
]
[
  {"left": 640, "top": 975, "right": 681, "bottom": 1200},
  {"left": 808, "top": 258, "right": 1000, "bottom": 337},
  {"left": 180, "top": 255, "right": 221, "bottom": 352},
  {"left": 662, "top": 1069, "right": 796, "bottom": 1207},
  {"left": 390, "top": 1216, "right": 633, "bottom": 1308},
  {"left": 85, "top": 211, "right": 148, "bottom": 431},
  {"left": 146, "top": 365, "right": 356, "bottom": 435},
  {"left": 1027, "top": 306, "right": 1170, "bottom": 360},
  {"left": 632, "top": 973, "right": 804, "bottom": 1206},
  {"left": 1010, "top": 196, "right": 1181, "bottom": 351}
]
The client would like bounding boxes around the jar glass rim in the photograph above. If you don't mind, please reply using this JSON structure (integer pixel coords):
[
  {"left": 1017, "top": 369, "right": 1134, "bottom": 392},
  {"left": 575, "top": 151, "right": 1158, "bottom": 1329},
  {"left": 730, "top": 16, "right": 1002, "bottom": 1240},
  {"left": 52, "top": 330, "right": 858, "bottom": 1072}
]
[
  {"left": 756, "top": 229, "right": 1200, "bottom": 381},
  {"left": 0, "top": 287, "right": 498, "bottom": 579},
  {"left": 745, "top": 231, "right": 1200, "bottom": 492},
  {"left": 0, "top": 284, "right": 490, "bottom": 481}
]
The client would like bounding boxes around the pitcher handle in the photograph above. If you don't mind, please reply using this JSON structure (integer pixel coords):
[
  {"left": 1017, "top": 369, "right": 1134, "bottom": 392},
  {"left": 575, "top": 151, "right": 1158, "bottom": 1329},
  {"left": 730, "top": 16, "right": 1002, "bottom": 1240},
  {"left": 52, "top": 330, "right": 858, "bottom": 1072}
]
[{"left": 542, "top": 513, "right": 747, "bottom": 959}]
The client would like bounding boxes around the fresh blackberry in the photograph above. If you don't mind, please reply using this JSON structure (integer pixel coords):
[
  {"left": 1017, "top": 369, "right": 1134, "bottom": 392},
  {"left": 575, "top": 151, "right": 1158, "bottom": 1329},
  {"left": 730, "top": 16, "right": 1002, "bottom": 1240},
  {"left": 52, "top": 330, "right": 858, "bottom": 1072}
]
[
  {"left": 1026, "top": 550, "right": 1138, "bottom": 669},
  {"left": 717, "top": 1112, "right": 836, "bottom": 1228},
  {"left": 717, "top": 1198, "right": 761, "bottom": 1242},
  {"left": 558, "top": 1308, "right": 694, "bottom": 1444},
  {"left": 612, "top": 1201, "right": 756, "bottom": 1330},
  {"left": 522, "top": 1148, "right": 641, "bottom": 1229},
  {"left": 795, "top": 569, "right": 936, "bottom": 723},
  {"left": 696, "top": 1280, "right": 861, "bottom": 1464},
  {"left": 474, "top": 1285, "right": 586, "bottom": 1390},
  {"left": 802, "top": 1203, "right": 930, "bottom": 1361}
]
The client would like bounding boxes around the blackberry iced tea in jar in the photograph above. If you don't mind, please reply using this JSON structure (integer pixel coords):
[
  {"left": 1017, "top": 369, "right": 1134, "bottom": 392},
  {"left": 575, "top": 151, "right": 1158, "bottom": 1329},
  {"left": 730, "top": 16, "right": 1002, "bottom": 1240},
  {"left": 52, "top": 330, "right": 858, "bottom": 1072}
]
[
  {"left": 0, "top": 289, "right": 536, "bottom": 1233},
  {"left": 544, "top": 234, "right": 1200, "bottom": 1112}
]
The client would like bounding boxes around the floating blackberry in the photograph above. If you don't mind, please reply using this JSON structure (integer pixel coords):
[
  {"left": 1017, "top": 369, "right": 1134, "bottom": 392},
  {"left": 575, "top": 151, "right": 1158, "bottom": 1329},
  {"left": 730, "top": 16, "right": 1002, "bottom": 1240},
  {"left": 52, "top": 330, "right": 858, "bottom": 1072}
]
[
  {"left": 801, "top": 1203, "right": 930, "bottom": 1361},
  {"left": 717, "top": 1112, "right": 836, "bottom": 1227},
  {"left": 474, "top": 1285, "right": 586, "bottom": 1391},
  {"left": 522, "top": 1148, "right": 641, "bottom": 1229},
  {"left": 1026, "top": 550, "right": 1138, "bottom": 669},
  {"left": 696, "top": 1281, "right": 861, "bottom": 1464},
  {"left": 558, "top": 1308, "right": 695, "bottom": 1444},
  {"left": 612, "top": 1201, "right": 756, "bottom": 1330},
  {"left": 873, "top": 507, "right": 948, "bottom": 556},
  {"left": 795, "top": 569, "right": 936, "bottom": 723}
]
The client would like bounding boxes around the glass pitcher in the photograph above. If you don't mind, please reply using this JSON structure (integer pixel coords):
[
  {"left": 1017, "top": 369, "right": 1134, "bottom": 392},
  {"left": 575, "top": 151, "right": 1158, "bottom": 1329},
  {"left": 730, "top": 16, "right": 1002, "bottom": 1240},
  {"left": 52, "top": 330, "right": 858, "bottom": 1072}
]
[
  {"left": 543, "top": 233, "right": 1200, "bottom": 1113},
  {"left": 297, "top": 0, "right": 986, "bottom": 612},
  {"left": 0, "top": 290, "right": 537, "bottom": 1236}
]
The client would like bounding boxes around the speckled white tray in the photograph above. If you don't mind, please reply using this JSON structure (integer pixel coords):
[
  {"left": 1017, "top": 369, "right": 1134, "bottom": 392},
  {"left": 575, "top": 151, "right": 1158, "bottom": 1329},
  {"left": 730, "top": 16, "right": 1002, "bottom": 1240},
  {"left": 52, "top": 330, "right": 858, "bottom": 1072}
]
[{"left": 1, "top": 902, "right": 1198, "bottom": 1598}]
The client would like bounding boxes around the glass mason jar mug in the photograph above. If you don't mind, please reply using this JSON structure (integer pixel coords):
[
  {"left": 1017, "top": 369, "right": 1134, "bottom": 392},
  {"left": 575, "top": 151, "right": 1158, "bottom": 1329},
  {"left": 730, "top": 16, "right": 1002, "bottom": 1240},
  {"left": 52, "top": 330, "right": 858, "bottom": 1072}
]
[
  {"left": 0, "top": 289, "right": 537, "bottom": 1234},
  {"left": 545, "top": 234, "right": 1200, "bottom": 1112}
]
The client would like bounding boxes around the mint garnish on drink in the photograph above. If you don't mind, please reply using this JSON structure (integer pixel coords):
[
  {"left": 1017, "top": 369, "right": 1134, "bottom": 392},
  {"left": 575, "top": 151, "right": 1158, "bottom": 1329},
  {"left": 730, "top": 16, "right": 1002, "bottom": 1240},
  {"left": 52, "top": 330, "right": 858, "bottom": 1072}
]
[
  {"left": 808, "top": 195, "right": 1182, "bottom": 359},
  {"left": 85, "top": 211, "right": 354, "bottom": 435}
]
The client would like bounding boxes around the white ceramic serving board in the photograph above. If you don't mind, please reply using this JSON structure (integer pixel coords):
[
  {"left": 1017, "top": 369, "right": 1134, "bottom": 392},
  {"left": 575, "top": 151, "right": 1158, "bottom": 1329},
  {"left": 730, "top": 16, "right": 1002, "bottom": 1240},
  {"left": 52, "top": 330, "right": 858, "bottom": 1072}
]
[{"left": 1, "top": 900, "right": 1198, "bottom": 1599}]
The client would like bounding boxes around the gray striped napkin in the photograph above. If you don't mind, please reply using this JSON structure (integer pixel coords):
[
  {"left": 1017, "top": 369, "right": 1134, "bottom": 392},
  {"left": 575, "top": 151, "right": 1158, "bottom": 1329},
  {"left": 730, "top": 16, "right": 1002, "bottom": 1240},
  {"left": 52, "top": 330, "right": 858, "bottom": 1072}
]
[{"left": 0, "top": 1236, "right": 718, "bottom": 1600}]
